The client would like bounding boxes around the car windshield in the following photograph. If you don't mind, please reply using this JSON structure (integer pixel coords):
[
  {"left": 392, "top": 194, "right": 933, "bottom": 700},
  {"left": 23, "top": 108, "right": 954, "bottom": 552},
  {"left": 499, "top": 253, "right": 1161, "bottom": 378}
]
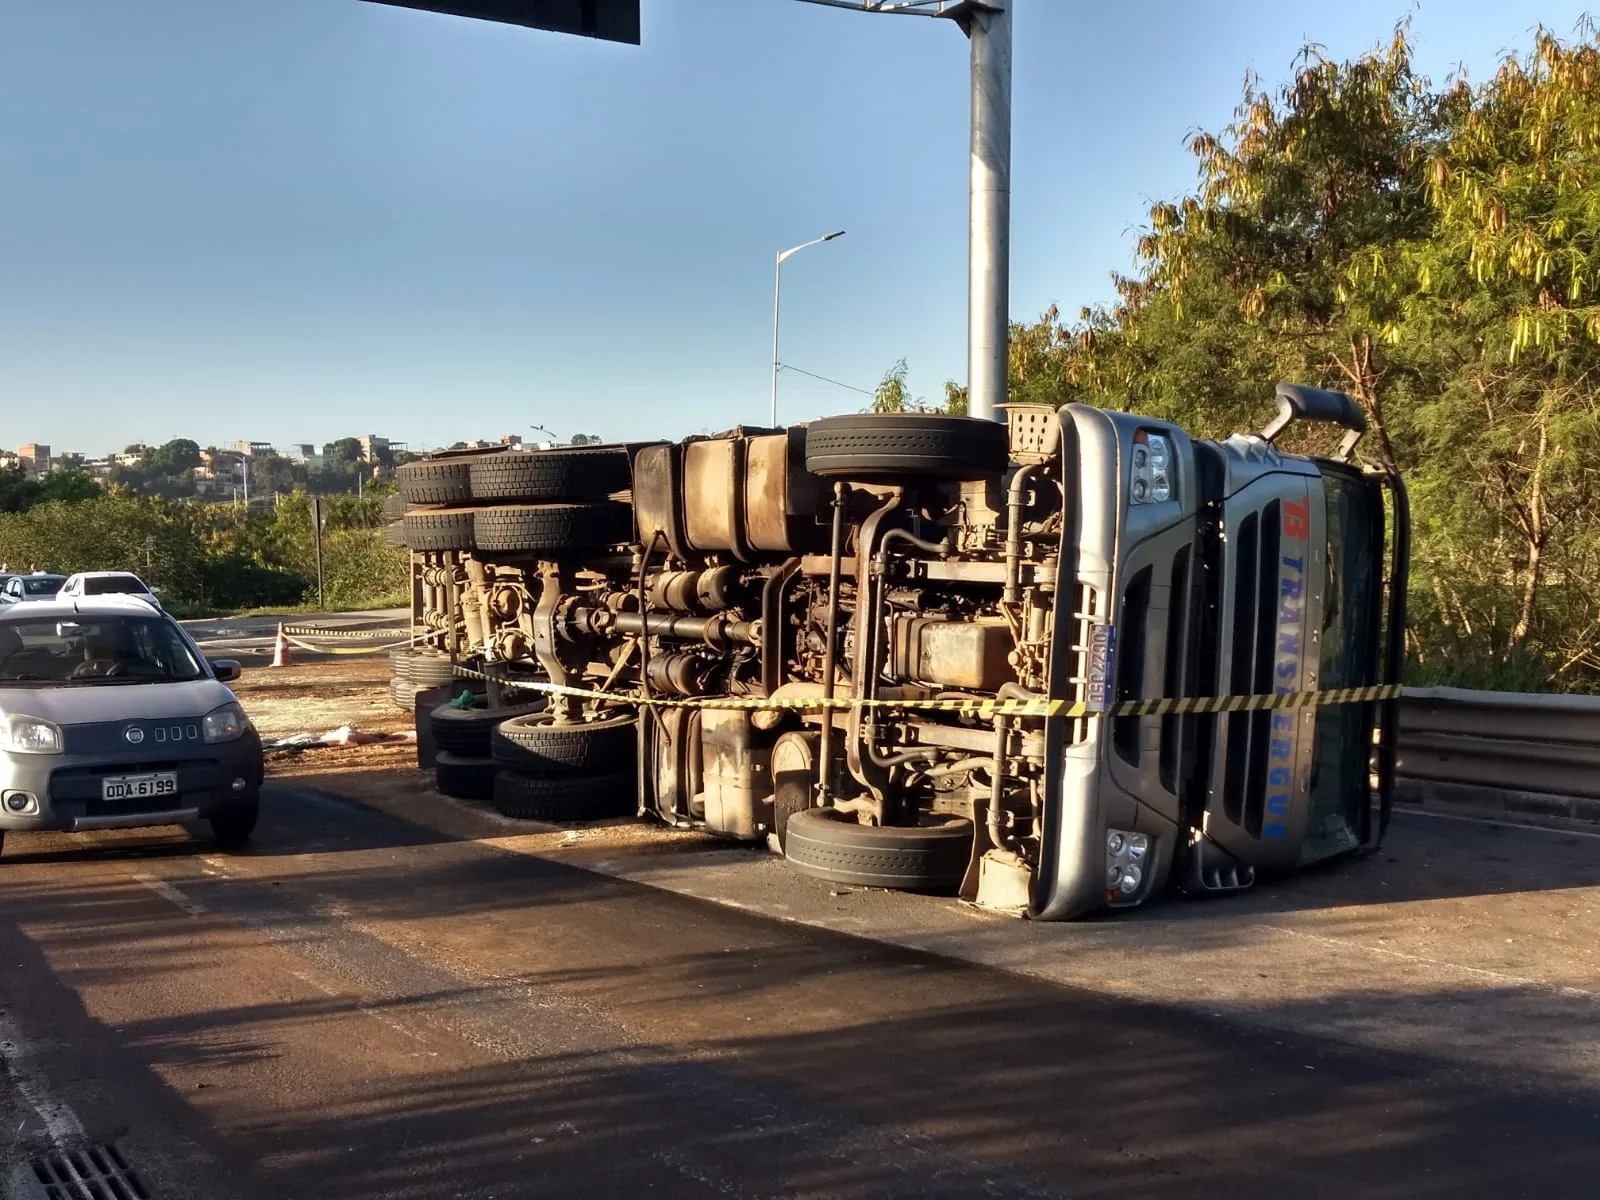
[
  {"left": 0, "top": 615, "right": 204, "bottom": 684},
  {"left": 83, "top": 576, "right": 147, "bottom": 595},
  {"left": 23, "top": 578, "right": 62, "bottom": 596}
]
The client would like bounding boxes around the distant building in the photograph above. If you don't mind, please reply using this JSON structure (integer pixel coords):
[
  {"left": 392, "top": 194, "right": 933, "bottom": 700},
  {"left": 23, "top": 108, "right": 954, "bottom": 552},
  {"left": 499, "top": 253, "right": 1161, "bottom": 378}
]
[
  {"left": 17, "top": 444, "right": 50, "bottom": 477},
  {"left": 356, "top": 435, "right": 390, "bottom": 464},
  {"left": 0, "top": 451, "right": 18, "bottom": 472},
  {"left": 230, "top": 441, "right": 275, "bottom": 458},
  {"left": 286, "top": 443, "right": 328, "bottom": 471}
]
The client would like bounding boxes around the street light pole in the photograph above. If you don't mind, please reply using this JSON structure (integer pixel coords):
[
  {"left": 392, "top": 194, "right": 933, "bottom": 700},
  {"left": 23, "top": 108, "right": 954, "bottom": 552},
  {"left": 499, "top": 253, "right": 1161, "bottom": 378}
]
[{"left": 770, "top": 230, "right": 846, "bottom": 427}]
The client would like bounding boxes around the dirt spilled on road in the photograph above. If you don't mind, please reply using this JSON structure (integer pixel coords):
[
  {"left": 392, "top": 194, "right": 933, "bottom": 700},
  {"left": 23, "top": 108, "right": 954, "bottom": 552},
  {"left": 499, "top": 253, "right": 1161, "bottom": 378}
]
[{"left": 233, "top": 658, "right": 414, "bottom": 744}]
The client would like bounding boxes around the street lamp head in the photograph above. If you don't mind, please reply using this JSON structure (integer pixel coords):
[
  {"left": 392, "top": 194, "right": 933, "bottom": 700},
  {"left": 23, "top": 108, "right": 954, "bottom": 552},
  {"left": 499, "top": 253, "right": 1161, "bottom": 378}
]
[{"left": 823, "top": 230, "right": 846, "bottom": 241}]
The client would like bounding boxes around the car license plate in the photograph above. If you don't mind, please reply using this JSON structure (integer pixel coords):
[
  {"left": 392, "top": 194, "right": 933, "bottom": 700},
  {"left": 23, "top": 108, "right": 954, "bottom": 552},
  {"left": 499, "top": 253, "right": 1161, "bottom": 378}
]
[{"left": 101, "top": 772, "right": 178, "bottom": 801}]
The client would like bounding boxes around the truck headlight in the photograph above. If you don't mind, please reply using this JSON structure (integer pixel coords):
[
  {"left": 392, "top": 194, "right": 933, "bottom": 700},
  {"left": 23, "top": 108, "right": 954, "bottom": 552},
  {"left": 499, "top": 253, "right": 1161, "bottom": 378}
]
[
  {"left": 0, "top": 716, "right": 63, "bottom": 755},
  {"left": 203, "top": 703, "right": 249, "bottom": 744},
  {"left": 1130, "top": 432, "right": 1174, "bottom": 505},
  {"left": 1106, "top": 828, "right": 1151, "bottom": 899}
]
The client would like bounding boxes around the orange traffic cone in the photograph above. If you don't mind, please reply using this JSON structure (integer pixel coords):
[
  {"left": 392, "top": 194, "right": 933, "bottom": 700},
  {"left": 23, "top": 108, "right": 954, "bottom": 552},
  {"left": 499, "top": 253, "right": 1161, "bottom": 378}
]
[{"left": 271, "top": 623, "right": 292, "bottom": 668}]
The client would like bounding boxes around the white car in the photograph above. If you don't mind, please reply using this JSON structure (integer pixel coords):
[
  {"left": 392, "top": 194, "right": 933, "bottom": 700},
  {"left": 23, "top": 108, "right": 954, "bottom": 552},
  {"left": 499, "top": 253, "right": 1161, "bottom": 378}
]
[{"left": 56, "top": 572, "right": 162, "bottom": 610}]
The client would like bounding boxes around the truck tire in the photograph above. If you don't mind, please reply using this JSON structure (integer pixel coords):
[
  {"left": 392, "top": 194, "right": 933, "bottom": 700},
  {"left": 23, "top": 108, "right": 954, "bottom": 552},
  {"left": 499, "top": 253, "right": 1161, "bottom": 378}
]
[
  {"left": 428, "top": 698, "right": 547, "bottom": 758},
  {"left": 491, "top": 711, "right": 636, "bottom": 775},
  {"left": 434, "top": 752, "right": 499, "bottom": 801},
  {"left": 394, "top": 650, "right": 458, "bottom": 688},
  {"left": 770, "top": 730, "right": 821, "bottom": 853},
  {"left": 803, "top": 413, "right": 1009, "bottom": 482},
  {"left": 397, "top": 459, "right": 476, "bottom": 505},
  {"left": 382, "top": 493, "right": 408, "bottom": 519},
  {"left": 403, "top": 509, "right": 477, "bottom": 551},
  {"left": 389, "top": 677, "right": 419, "bottom": 711},
  {"left": 492, "top": 769, "right": 635, "bottom": 822},
  {"left": 473, "top": 502, "right": 632, "bottom": 555},
  {"left": 783, "top": 808, "right": 973, "bottom": 892},
  {"left": 469, "top": 448, "right": 632, "bottom": 503}
]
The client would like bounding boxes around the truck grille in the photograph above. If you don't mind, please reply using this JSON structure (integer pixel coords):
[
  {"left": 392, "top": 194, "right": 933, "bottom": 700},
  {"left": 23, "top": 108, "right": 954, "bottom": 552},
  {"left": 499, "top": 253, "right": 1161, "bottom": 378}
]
[
  {"left": 1220, "top": 500, "right": 1281, "bottom": 838},
  {"left": 1064, "top": 582, "right": 1103, "bottom": 746},
  {"left": 1159, "top": 544, "right": 1192, "bottom": 796}
]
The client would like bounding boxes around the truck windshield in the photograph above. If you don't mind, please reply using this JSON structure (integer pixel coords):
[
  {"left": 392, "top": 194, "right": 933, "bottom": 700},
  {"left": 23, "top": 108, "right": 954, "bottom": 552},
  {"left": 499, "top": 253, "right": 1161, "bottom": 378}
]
[{"left": 1302, "top": 470, "right": 1386, "bottom": 862}]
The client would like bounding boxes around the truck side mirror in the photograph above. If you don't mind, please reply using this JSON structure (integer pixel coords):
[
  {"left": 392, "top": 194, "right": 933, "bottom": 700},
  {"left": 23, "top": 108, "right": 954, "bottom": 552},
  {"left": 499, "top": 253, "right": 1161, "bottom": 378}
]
[{"left": 1260, "top": 383, "right": 1366, "bottom": 460}]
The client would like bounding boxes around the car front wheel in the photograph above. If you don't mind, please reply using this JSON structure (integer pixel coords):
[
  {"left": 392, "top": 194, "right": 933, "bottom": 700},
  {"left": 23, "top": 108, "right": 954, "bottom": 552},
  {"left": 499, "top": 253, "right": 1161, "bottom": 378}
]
[{"left": 210, "top": 804, "right": 259, "bottom": 849}]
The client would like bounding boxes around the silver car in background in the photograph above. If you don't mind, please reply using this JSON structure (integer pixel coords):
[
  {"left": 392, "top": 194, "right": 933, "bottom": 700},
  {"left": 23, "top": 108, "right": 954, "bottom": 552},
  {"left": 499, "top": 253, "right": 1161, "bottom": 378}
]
[
  {"left": 0, "top": 574, "right": 68, "bottom": 605},
  {"left": 0, "top": 596, "right": 264, "bottom": 855}
]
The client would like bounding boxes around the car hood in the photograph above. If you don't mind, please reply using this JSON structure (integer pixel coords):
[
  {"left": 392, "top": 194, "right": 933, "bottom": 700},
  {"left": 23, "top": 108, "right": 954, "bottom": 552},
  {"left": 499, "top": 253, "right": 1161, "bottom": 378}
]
[{"left": 0, "top": 679, "right": 237, "bottom": 725}]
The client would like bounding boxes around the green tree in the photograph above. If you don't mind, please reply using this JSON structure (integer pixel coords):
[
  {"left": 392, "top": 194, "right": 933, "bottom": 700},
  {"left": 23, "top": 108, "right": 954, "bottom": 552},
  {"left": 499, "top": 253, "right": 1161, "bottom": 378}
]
[
  {"left": 324, "top": 438, "right": 363, "bottom": 465},
  {"left": 39, "top": 469, "right": 102, "bottom": 504},
  {"left": 0, "top": 469, "right": 43, "bottom": 513},
  {"left": 872, "top": 359, "right": 913, "bottom": 413},
  {"left": 1393, "top": 28, "right": 1600, "bottom": 667},
  {"left": 147, "top": 438, "right": 201, "bottom": 476}
]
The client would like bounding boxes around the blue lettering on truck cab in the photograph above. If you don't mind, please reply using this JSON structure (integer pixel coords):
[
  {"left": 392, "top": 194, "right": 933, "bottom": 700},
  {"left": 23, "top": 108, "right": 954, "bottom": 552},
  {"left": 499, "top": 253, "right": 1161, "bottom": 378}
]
[{"left": 1265, "top": 494, "right": 1312, "bottom": 838}]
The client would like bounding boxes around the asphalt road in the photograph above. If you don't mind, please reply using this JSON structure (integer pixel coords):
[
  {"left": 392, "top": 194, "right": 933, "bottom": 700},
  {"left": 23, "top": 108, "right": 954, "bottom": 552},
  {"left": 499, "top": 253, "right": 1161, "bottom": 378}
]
[{"left": 0, "top": 787, "right": 1596, "bottom": 1199}]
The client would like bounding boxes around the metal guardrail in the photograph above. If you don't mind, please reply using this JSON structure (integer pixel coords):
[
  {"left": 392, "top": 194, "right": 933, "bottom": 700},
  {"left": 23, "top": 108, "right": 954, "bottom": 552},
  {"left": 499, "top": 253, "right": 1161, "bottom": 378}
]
[{"left": 1397, "top": 686, "right": 1600, "bottom": 811}]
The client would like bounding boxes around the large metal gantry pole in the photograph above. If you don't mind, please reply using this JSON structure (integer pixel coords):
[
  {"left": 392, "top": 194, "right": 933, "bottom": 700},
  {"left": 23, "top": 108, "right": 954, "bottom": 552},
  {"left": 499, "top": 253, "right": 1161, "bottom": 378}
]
[{"left": 795, "top": 1, "right": 1012, "bottom": 423}]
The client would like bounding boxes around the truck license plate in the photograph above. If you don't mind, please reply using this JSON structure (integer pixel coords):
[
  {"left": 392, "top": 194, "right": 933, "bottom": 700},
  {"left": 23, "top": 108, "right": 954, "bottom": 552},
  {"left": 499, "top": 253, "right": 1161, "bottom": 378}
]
[
  {"left": 101, "top": 773, "right": 178, "bottom": 801},
  {"left": 1086, "top": 624, "right": 1116, "bottom": 712}
]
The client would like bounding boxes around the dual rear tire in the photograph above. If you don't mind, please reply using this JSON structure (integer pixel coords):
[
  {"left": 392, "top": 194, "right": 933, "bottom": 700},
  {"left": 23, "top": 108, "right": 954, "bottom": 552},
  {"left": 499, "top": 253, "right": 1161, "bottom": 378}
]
[{"left": 489, "top": 712, "right": 637, "bottom": 823}]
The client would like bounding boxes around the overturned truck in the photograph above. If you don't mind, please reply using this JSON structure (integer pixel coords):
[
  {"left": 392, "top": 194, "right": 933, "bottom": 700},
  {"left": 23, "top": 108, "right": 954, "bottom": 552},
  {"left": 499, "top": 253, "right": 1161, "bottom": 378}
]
[{"left": 391, "top": 387, "right": 1408, "bottom": 919}]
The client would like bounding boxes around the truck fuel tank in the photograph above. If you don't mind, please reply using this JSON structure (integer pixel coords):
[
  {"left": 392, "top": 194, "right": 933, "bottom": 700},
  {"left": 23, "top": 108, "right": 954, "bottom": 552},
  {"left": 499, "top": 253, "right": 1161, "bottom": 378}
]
[{"left": 887, "top": 616, "right": 1015, "bottom": 692}]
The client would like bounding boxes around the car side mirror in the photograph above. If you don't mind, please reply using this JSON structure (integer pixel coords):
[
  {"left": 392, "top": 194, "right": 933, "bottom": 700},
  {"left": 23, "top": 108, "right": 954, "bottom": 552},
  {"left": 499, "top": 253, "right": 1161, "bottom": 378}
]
[
  {"left": 149, "top": 586, "right": 161, "bottom": 596},
  {"left": 209, "top": 659, "right": 242, "bottom": 683},
  {"left": 1260, "top": 383, "right": 1367, "bottom": 460}
]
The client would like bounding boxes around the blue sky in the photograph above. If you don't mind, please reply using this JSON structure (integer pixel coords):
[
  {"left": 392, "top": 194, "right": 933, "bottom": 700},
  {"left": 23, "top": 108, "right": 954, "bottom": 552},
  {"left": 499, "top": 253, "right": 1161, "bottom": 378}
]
[{"left": 0, "top": 0, "right": 1587, "bottom": 456}]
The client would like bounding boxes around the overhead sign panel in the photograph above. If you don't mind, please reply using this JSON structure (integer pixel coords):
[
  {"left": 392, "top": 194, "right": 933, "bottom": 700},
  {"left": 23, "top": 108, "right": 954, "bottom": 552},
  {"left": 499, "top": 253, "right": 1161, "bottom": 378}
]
[{"left": 361, "top": 1, "right": 640, "bottom": 44}]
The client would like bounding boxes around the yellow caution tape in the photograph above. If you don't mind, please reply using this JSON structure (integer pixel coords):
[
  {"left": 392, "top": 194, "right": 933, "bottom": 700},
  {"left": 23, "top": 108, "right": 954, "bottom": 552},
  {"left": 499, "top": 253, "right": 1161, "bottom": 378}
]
[
  {"left": 285, "top": 634, "right": 413, "bottom": 656},
  {"left": 281, "top": 625, "right": 410, "bottom": 639},
  {"left": 450, "top": 662, "right": 1400, "bottom": 720}
]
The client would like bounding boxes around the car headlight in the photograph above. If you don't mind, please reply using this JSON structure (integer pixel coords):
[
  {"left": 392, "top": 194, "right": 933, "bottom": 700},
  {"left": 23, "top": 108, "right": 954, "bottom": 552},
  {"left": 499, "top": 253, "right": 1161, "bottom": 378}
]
[
  {"left": 202, "top": 703, "right": 249, "bottom": 744},
  {"left": 1130, "top": 432, "right": 1174, "bottom": 505},
  {"left": 0, "top": 715, "right": 63, "bottom": 755}
]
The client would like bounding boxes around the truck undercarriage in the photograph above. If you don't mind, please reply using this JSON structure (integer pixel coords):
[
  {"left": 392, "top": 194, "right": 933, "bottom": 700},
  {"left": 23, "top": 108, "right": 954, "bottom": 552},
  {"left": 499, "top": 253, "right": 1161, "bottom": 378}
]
[{"left": 394, "top": 386, "right": 1408, "bottom": 919}]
